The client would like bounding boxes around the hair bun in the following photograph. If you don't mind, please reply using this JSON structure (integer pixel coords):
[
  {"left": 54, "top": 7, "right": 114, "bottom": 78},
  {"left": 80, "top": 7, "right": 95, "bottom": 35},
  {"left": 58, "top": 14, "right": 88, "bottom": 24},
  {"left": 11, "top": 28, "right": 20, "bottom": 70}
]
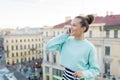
[{"left": 85, "top": 15, "right": 94, "bottom": 24}]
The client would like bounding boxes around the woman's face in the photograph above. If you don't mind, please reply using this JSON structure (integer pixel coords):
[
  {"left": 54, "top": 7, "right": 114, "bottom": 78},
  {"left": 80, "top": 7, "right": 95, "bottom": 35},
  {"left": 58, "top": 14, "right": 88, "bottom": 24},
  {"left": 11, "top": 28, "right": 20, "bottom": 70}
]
[{"left": 70, "top": 18, "right": 86, "bottom": 37}]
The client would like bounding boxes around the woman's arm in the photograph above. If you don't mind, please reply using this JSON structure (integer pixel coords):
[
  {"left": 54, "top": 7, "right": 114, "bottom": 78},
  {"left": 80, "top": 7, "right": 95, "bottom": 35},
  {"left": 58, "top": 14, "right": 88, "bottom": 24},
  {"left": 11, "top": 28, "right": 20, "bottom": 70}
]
[
  {"left": 46, "top": 33, "right": 69, "bottom": 52},
  {"left": 81, "top": 46, "right": 100, "bottom": 79}
]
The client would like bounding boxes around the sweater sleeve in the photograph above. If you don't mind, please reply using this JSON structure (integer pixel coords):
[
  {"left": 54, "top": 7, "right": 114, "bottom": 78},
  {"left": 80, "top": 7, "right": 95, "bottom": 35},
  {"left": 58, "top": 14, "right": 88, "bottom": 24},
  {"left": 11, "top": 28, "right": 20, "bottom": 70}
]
[
  {"left": 46, "top": 33, "right": 69, "bottom": 52},
  {"left": 82, "top": 46, "right": 100, "bottom": 79}
]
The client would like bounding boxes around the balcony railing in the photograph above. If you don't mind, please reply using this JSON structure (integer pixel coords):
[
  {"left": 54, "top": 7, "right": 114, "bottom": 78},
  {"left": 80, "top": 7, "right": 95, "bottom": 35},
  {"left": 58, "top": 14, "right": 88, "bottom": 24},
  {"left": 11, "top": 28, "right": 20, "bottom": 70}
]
[
  {"left": 29, "top": 48, "right": 36, "bottom": 51},
  {"left": 103, "top": 56, "right": 113, "bottom": 63},
  {"left": 4, "top": 50, "right": 9, "bottom": 53}
]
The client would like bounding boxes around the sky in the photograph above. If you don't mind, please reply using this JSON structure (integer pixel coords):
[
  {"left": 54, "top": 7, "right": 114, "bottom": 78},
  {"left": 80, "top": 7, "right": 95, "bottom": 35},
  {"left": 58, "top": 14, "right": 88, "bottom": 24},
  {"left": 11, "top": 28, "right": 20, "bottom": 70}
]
[{"left": 0, "top": 0, "right": 120, "bottom": 29}]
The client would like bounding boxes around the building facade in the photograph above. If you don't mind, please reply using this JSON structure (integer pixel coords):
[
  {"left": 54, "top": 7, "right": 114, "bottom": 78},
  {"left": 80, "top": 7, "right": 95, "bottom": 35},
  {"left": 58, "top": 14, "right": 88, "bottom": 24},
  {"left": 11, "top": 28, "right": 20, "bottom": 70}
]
[
  {"left": 3, "top": 30, "right": 43, "bottom": 65},
  {"left": 0, "top": 34, "right": 6, "bottom": 68},
  {"left": 43, "top": 14, "right": 120, "bottom": 80},
  {"left": 42, "top": 26, "right": 66, "bottom": 80}
]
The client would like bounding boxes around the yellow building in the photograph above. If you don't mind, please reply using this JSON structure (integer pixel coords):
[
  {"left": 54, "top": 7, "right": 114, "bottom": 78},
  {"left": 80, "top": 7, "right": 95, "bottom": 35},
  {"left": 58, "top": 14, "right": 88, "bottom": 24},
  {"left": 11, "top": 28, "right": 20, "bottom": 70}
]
[{"left": 3, "top": 30, "right": 43, "bottom": 64}]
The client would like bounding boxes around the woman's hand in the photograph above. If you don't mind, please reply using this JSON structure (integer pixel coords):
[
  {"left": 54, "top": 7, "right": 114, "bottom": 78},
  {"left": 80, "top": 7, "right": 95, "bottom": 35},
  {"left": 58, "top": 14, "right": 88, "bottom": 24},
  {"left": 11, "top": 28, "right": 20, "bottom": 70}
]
[
  {"left": 66, "top": 28, "right": 71, "bottom": 36},
  {"left": 73, "top": 71, "right": 85, "bottom": 78}
]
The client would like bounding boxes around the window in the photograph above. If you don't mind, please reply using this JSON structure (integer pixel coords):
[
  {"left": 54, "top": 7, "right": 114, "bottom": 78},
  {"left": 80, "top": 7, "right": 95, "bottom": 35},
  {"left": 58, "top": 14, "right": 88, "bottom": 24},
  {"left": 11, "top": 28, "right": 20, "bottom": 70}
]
[
  {"left": 53, "top": 68, "right": 57, "bottom": 75},
  {"left": 24, "top": 58, "right": 27, "bottom": 62},
  {"left": 53, "top": 32, "right": 55, "bottom": 36},
  {"left": 28, "top": 51, "right": 30, "bottom": 55},
  {"left": 11, "top": 40, "right": 14, "bottom": 43},
  {"left": 12, "top": 53, "right": 14, "bottom": 57},
  {"left": 32, "top": 39, "right": 33, "bottom": 41},
  {"left": 6, "top": 46, "right": 9, "bottom": 51},
  {"left": 12, "top": 60, "right": 14, "bottom": 65},
  {"left": 53, "top": 54, "right": 56, "bottom": 63},
  {"left": 105, "top": 46, "right": 110, "bottom": 56},
  {"left": 16, "top": 59, "right": 19, "bottom": 63},
  {"left": 46, "top": 53, "right": 49, "bottom": 62},
  {"left": 114, "top": 30, "right": 118, "bottom": 38},
  {"left": 52, "top": 68, "right": 63, "bottom": 77},
  {"left": 45, "top": 66, "right": 49, "bottom": 74},
  {"left": 11, "top": 45, "right": 14, "bottom": 50},
  {"left": 16, "top": 40, "right": 18, "bottom": 43},
  {"left": 106, "top": 30, "right": 110, "bottom": 38},
  {"left": 25, "top": 52, "right": 26, "bottom": 55},
  {"left": 57, "top": 32, "right": 59, "bottom": 35},
  {"left": 24, "top": 39, "right": 26, "bottom": 42},
  {"left": 21, "top": 58, "right": 23, "bottom": 63},
  {"left": 99, "top": 26, "right": 102, "bottom": 31},
  {"left": 16, "top": 45, "right": 18, "bottom": 50},
  {"left": 16, "top": 52, "right": 18, "bottom": 56},
  {"left": 46, "top": 75, "right": 50, "bottom": 80},
  {"left": 118, "top": 61, "right": 120, "bottom": 77},
  {"left": 28, "top": 45, "right": 30, "bottom": 49},
  {"left": 39, "top": 44, "right": 41, "bottom": 48},
  {"left": 20, "top": 40, "right": 22, "bottom": 42},
  {"left": 32, "top": 44, "right": 34, "bottom": 48},
  {"left": 21, "top": 52, "right": 22, "bottom": 56},
  {"left": 46, "top": 32, "right": 48, "bottom": 36},
  {"left": 105, "top": 63, "right": 110, "bottom": 75},
  {"left": 6, "top": 40, "right": 8, "bottom": 43},
  {"left": 36, "top": 44, "right": 37, "bottom": 48},
  {"left": 7, "top": 53, "right": 9, "bottom": 57},
  {"left": 29, "top": 58, "right": 30, "bottom": 62},
  {"left": 39, "top": 50, "right": 41, "bottom": 53},
  {"left": 35, "top": 39, "right": 37, "bottom": 41},
  {"left": 20, "top": 45, "right": 22, "bottom": 49},
  {"left": 89, "top": 30, "right": 92, "bottom": 38}
]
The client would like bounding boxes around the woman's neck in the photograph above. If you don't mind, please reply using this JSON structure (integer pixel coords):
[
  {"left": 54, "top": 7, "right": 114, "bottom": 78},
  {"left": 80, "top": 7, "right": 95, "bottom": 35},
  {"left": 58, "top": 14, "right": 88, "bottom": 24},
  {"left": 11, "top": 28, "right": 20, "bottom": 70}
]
[{"left": 74, "top": 34, "right": 84, "bottom": 40}]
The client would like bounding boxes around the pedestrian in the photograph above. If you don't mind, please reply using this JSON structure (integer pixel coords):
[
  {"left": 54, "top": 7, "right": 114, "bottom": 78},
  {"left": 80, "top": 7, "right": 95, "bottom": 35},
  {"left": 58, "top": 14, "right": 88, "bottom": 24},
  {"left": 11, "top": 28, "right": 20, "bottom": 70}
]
[{"left": 46, "top": 14, "right": 100, "bottom": 80}]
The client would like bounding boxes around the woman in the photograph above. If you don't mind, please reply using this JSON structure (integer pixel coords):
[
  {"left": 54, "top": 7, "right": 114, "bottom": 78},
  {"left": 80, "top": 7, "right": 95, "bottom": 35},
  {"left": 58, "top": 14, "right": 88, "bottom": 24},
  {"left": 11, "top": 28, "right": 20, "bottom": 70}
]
[{"left": 46, "top": 15, "right": 100, "bottom": 80}]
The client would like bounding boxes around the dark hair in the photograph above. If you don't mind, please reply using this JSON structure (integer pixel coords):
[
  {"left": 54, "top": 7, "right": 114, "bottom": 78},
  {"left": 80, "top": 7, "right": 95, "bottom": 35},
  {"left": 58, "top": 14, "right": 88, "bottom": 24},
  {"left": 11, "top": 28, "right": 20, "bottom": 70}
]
[{"left": 75, "top": 15, "right": 94, "bottom": 32}]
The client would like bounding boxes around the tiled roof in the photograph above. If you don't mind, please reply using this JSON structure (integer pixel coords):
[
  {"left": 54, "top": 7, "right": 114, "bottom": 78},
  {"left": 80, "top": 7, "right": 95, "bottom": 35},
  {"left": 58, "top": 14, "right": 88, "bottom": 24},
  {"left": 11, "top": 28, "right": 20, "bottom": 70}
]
[
  {"left": 53, "top": 14, "right": 120, "bottom": 28},
  {"left": 53, "top": 20, "right": 72, "bottom": 28},
  {"left": 94, "top": 14, "right": 120, "bottom": 25}
]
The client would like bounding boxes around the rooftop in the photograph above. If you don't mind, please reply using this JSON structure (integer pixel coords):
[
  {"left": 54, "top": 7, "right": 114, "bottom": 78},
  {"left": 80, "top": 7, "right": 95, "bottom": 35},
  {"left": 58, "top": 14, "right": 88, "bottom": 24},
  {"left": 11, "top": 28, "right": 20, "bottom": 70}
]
[{"left": 53, "top": 14, "right": 120, "bottom": 28}]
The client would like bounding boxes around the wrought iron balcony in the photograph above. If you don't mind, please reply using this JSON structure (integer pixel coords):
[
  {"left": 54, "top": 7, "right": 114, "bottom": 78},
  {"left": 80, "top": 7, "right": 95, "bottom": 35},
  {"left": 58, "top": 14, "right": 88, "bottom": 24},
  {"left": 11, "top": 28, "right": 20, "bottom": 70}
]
[
  {"left": 103, "top": 56, "right": 113, "bottom": 63},
  {"left": 4, "top": 50, "right": 9, "bottom": 53},
  {"left": 29, "top": 48, "right": 36, "bottom": 51}
]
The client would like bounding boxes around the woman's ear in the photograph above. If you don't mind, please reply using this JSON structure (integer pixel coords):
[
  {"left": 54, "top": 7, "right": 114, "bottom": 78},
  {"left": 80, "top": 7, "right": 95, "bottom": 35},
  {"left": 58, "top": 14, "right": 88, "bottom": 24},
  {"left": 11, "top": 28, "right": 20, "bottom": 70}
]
[{"left": 83, "top": 27, "right": 86, "bottom": 32}]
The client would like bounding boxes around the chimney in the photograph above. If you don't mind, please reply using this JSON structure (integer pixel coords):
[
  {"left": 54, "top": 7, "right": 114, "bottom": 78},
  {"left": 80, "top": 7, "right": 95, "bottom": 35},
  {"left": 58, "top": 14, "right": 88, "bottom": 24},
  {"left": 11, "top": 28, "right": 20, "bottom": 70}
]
[
  {"left": 110, "top": 11, "right": 113, "bottom": 15},
  {"left": 93, "top": 14, "right": 97, "bottom": 17},
  {"left": 106, "top": 11, "right": 109, "bottom": 16},
  {"left": 65, "top": 16, "right": 71, "bottom": 21},
  {"left": 79, "top": 14, "right": 84, "bottom": 16}
]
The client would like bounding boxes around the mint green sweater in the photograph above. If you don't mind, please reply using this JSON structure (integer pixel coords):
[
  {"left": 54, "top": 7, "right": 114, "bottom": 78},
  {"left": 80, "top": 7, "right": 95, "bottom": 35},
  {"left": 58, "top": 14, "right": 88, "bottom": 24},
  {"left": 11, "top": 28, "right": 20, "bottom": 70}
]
[{"left": 46, "top": 33, "right": 100, "bottom": 80}]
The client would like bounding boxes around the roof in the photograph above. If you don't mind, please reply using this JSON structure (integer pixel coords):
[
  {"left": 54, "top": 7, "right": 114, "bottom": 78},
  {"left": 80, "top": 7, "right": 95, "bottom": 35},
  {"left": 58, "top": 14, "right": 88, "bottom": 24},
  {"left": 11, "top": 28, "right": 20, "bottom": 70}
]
[
  {"left": 0, "top": 67, "right": 27, "bottom": 80},
  {"left": 53, "top": 14, "right": 120, "bottom": 28},
  {"left": 53, "top": 20, "right": 72, "bottom": 28},
  {"left": 94, "top": 14, "right": 120, "bottom": 25},
  {"left": 7, "top": 67, "right": 27, "bottom": 80}
]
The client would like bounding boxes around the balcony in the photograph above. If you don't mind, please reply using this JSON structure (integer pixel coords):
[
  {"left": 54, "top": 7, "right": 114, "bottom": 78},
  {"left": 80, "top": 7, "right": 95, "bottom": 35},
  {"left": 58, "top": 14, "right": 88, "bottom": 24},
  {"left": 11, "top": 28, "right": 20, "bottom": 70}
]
[
  {"left": 29, "top": 48, "right": 36, "bottom": 51},
  {"left": 103, "top": 56, "right": 113, "bottom": 63},
  {"left": 4, "top": 50, "right": 9, "bottom": 53}
]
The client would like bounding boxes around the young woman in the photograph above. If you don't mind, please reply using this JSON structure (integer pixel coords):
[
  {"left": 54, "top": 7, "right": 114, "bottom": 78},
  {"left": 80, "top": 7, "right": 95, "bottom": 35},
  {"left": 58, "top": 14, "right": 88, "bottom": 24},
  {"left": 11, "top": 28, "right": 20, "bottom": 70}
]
[{"left": 46, "top": 15, "right": 100, "bottom": 80}]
